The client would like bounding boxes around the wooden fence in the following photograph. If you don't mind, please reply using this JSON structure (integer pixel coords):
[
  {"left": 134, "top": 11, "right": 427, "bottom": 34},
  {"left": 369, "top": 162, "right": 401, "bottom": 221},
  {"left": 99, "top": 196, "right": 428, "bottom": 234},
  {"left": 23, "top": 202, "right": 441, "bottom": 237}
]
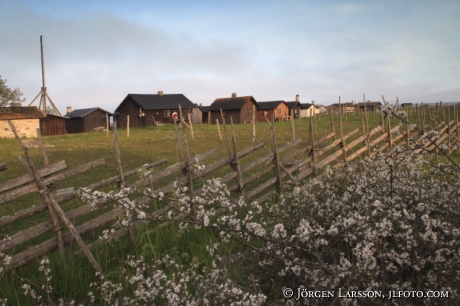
[{"left": 1, "top": 106, "right": 459, "bottom": 271}]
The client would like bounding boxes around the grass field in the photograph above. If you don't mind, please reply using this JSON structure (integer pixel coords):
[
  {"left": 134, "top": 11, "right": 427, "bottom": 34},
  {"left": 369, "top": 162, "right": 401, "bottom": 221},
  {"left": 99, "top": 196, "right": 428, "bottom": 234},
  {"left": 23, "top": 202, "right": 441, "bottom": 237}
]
[{"left": 0, "top": 107, "right": 458, "bottom": 304}]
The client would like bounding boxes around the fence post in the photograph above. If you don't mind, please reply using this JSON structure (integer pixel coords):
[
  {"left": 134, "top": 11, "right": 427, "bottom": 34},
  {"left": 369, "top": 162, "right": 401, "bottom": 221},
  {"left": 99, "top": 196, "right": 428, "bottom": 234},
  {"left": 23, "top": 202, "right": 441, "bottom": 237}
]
[
  {"left": 309, "top": 109, "right": 316, "bottom": 174},
  {"left": 329, "top": 108, "right": 336, "bottom": 140},
  {"left": 36, "top": 128, "right": 49, "bottom": 166},
  {"left": 270, "top": 114, "right": 282, "bottom": 192},
  {"left": 174, "top": 118, "right": 184, "bottom": 161},
  {"left": 216, "top": 119, "right": 223, "bottom": 141},
  {"left": 338, "top": 97, "right": 348, "bottom": 166},
  {"left": 230, "top": 117, "right": 244, "bottom": 198},
  {"left": 179, "top": 104, "right": 195, "bottom": 217},
  {"left": 220, "top": 109, "right": 231, "bottom": 156},
  {"left": 8, "top": 121, "right": 103, "bottom": 275},
  {"left": 111, "top": 122, "right": 125, "bottom": 188},
  {"left": 187, "top": 113, "right": 195, "bottom": 140},
  {"left": 252, "top": 105, "right": 256, "bottom": 142}
]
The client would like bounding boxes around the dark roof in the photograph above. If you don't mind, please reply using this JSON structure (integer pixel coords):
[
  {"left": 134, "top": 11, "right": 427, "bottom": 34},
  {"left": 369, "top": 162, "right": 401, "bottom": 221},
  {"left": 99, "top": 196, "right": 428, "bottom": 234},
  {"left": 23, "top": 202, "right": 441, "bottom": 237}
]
[
  {"left": 66, "top": 107, "right": 112, "bottom": 119},
  {"left": 117, "top": 94, "right": 196, "bottom": 111},
  {"left": 300, "top": 103, "right": 316, "bottom": 109},
  {"left": 208, "top": 96, "right": 257, "bottom": 111},
  {"left": 285, "top": 101, "right": 300, "bottom": 109},
  {"left": 356, "top": 102, "right": 381, "bottom": 106},
  {"left": 200, "top": 106, "right": 210, "bottom": 112},
  {"left": 257, "top": 101, "right": 286, "bottom": 110},
  {"left": 0, "top": 106, "right": 46, "bottom": 120},
  {"left": 330, "top": 103, "right": 357, "bottom": 107}
]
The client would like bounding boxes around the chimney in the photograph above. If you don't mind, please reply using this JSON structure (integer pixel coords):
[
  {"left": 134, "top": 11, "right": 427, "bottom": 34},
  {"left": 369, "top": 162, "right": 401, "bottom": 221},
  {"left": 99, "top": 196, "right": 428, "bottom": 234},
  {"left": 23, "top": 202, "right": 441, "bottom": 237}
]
[
  {"left": 312, "top": 100, "right": 315, "bottom": 105},
  {"left": 67, "top": 106, "right": 72, "bottom": 114},
  {"left": 231, "top": 93, "right": 237, "bottom": 98},
  {"left": 158, "top": 91, "right": 164, "bottom": 96},
  {"left": 295, "top": 95, "right": 299, "bottom": 102}
]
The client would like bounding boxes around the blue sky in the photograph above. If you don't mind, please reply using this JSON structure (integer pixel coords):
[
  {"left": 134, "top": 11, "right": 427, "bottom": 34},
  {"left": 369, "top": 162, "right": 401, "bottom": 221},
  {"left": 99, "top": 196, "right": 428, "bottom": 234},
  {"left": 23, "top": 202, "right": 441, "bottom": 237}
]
[{"left": 1, "top": 0, "right": 459, "bottom": 114}]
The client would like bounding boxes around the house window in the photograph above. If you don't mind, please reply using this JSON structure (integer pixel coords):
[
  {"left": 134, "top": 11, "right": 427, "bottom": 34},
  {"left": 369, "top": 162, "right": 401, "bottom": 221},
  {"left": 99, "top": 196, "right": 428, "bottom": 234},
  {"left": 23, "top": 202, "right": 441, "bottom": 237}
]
[
  {"left": 247, "top": 109, "right": 251, "bottom": 115},
  {"left": 164, "top": 110, "right": 171, "bottom": 117},
  {"left": 278, "top": 109, "right": 281, "bottom": 114}
]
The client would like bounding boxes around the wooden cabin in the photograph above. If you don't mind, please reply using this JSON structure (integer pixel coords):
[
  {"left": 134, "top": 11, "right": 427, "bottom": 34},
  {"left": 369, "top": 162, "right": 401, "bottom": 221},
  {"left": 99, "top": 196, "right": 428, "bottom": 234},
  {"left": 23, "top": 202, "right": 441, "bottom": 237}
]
[
  {"left": 285, "top": 95, "right": 302, "bottom": 119},
  {"left": 0, "top": 105, "right": 46, "bottom": 138},
  {"left": 200, "top": 105, "right": 210, "bottom": 124},
  {"left": 40, "top": 114, "right": 67, "bottom": 136},
  {"left": 256, "top": 101, "right": 290, "bottom": 122},
  {"left": 299, "top": 103, "right": 319, "bottom": 118},
  {"left": 357, "top": 101, "right": 382, "bottom": 111},
  {"left": 328, "top": 102, "right": 358, "bottom": 114},
  {"left": 65, "top": 107, "right": 112, "bottom": 134},
  {"left": 208, "top": 93, "right": 258, "bottom": 124},
  {"left": 114, "top": 92, "right": 199, "bottom": 128},
  {"left": 400, "top": 103, "right": 413, "bottom": 108}
]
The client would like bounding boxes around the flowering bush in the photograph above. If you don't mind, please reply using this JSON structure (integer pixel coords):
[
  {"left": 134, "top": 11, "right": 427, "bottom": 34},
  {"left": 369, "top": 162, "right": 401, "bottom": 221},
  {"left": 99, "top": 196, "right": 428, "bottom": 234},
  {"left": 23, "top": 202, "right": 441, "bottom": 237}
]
[{"left": 19, "top": 144, "right": 460, "bottom": 304}]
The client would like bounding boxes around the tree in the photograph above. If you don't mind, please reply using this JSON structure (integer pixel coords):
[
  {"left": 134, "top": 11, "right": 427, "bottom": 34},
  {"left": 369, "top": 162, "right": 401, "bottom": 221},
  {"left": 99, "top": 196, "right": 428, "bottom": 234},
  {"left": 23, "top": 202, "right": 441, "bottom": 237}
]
[{"left": 0, "top": 75, "right": 26, "bottom": 107}]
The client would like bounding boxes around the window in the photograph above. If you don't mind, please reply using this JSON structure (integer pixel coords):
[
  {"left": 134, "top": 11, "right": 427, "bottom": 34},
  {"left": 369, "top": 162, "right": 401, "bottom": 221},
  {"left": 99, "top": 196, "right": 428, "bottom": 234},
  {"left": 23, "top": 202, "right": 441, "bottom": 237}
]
[
  {"left": 164, "top": 110, "right": 171, "bottom": 117},
  {"left": 247, "top": 109, "right": 251, "bottom": 115}
]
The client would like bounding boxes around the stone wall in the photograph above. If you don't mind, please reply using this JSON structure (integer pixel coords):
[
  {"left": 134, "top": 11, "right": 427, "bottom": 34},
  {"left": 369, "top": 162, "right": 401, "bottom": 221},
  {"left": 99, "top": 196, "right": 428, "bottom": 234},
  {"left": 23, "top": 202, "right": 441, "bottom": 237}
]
[{"left": 0, "top": 119, "right": 40, "bottom": 138}]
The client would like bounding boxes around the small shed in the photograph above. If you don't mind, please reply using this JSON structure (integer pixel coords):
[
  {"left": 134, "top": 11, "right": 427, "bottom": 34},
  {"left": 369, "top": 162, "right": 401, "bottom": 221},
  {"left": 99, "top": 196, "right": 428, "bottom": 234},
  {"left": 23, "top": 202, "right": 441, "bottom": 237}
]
[
  {"left": 356, "top": 101, "right": 382, "bottom": 111},
  {"left": 400, "top": 103, "right": 413, "bottom": 108},
  {"left": 328, "top": 102, "right": 358, "bottom": 114},
  {"left": 65, "top": 107, "right": 112, "bottom": 134},
  {"left": 114, "top": 92, "right": 199, "bottom": 128},
  {"left": 200, "top": 105, "right": 210, "bottom": 124},
  {"left": 285, "top": 94, "right": 302, "bottom": 118},
  {"left": 256, "top": 101, "right": 290, "bottom": 122},
  {"left": 0, "top": 105, "right": 46, "bottom": 138},
  {"left": 208, "top": 93, "right": 258, "bottom": 124},
  {"left": 299, "top": 103, "right": 319, "bottom": 118},
  {"left": 40, "top": 114, "right": 67, "bottom": 136}
]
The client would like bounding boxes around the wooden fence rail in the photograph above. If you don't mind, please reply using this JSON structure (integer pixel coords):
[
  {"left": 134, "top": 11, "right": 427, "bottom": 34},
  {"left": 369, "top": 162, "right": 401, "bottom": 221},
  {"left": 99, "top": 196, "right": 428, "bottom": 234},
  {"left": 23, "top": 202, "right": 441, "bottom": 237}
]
[{"left": 0, "top": 110, "right": 459, "bottom": 270}]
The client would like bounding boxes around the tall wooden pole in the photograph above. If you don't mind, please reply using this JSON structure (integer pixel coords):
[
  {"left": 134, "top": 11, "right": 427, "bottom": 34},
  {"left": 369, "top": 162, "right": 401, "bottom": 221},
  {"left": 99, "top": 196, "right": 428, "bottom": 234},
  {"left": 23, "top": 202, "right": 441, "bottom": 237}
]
[{"left": 40, "top": 36, "right": 47, "bottom": 113}]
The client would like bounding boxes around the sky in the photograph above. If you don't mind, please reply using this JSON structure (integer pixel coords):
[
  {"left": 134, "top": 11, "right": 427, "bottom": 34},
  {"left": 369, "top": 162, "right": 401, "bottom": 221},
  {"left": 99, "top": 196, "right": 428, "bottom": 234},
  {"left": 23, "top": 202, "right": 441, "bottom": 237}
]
[{"left": 1, "top": 0, "right": 459, "bottom": 115}]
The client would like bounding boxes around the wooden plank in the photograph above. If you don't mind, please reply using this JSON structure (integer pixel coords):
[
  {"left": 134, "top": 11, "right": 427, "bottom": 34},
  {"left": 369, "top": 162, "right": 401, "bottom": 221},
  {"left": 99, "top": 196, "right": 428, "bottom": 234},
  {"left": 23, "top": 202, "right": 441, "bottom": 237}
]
[
  {"left": 0, "top": 158, "right": 105, "bottom": 204},
  {"left": 0, "top": 160, "right": 67, "bottom": 193},
  {"left": 86, "top": 159, "right": 167, "bottom": 191},
  {"left": 10, "top": 208, "right": 121, "bottom": 269},
  {"left": 131, "top": 148, "right": 218, "bottom": 189},
  {"left": 334, "top": 125, "right": 384, "bottom": 167},
  {"left": 0, "top": 161, "right": 165, "bottom": 228},
  {"left": 0, "top": 192, "right": 118, "bottom": 252}
]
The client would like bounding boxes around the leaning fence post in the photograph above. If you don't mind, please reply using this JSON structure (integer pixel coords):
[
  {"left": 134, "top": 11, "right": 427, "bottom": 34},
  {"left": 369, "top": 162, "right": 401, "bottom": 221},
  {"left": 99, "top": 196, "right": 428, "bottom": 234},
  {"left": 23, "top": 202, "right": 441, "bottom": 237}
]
[
  {"left": 338, "top": 97, "right": 348, "bottom": 166},
  {"left": 291, "top": 109, "right": 295, "bottom": 141},
  {"left": 252, "top": 105, "right": 256, "bottom": 142},
  {"left": 111, "top": 121, "right": 125, "bottom": 188},
  {"left": 179, "top": 104, "right": 195, "bottom": 217},
  {"left": 329, "top": 108, "right": 336, "bottom": 140},
  {"left": 8, "top": 121, "right": 103, "bottom": 275},
  {"left": 309, "top": 109, "right": 316, "bottom": 174},
  {"left": 36, "top": 128, "right": 49, "bottom": 166},
  {"left": 220, "top": 109, "right": 231, "bottom": 156},
  {"left": 230, "top": 117, "right": 245, "bottom": 198},
  {"left": 187, "top": 113, "right": 195, "bottom": 140},
  {"left": 270, "top": 114, "right": 282, "bottom": 192},
  {"left": 216, "top": 119, "right": 223, "bottom": 141}
]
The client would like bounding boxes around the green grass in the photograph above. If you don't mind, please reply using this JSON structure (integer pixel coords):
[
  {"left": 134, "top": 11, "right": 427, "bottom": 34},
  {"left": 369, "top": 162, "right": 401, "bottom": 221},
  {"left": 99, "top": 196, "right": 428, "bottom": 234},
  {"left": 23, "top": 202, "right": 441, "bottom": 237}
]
[{"left": 0, "top": 107, "right": 458, "bottom": 304}]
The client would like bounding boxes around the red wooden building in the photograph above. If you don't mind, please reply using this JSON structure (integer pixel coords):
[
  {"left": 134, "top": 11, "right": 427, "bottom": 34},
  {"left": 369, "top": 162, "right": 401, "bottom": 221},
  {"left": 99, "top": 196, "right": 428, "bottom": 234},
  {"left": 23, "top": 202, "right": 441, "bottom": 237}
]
[
  {"left": 256, "top": 101, "right": 290, "bottom": 122},
  {"left": 208, "top": 93, "right": 258, "bottom": 124}
]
